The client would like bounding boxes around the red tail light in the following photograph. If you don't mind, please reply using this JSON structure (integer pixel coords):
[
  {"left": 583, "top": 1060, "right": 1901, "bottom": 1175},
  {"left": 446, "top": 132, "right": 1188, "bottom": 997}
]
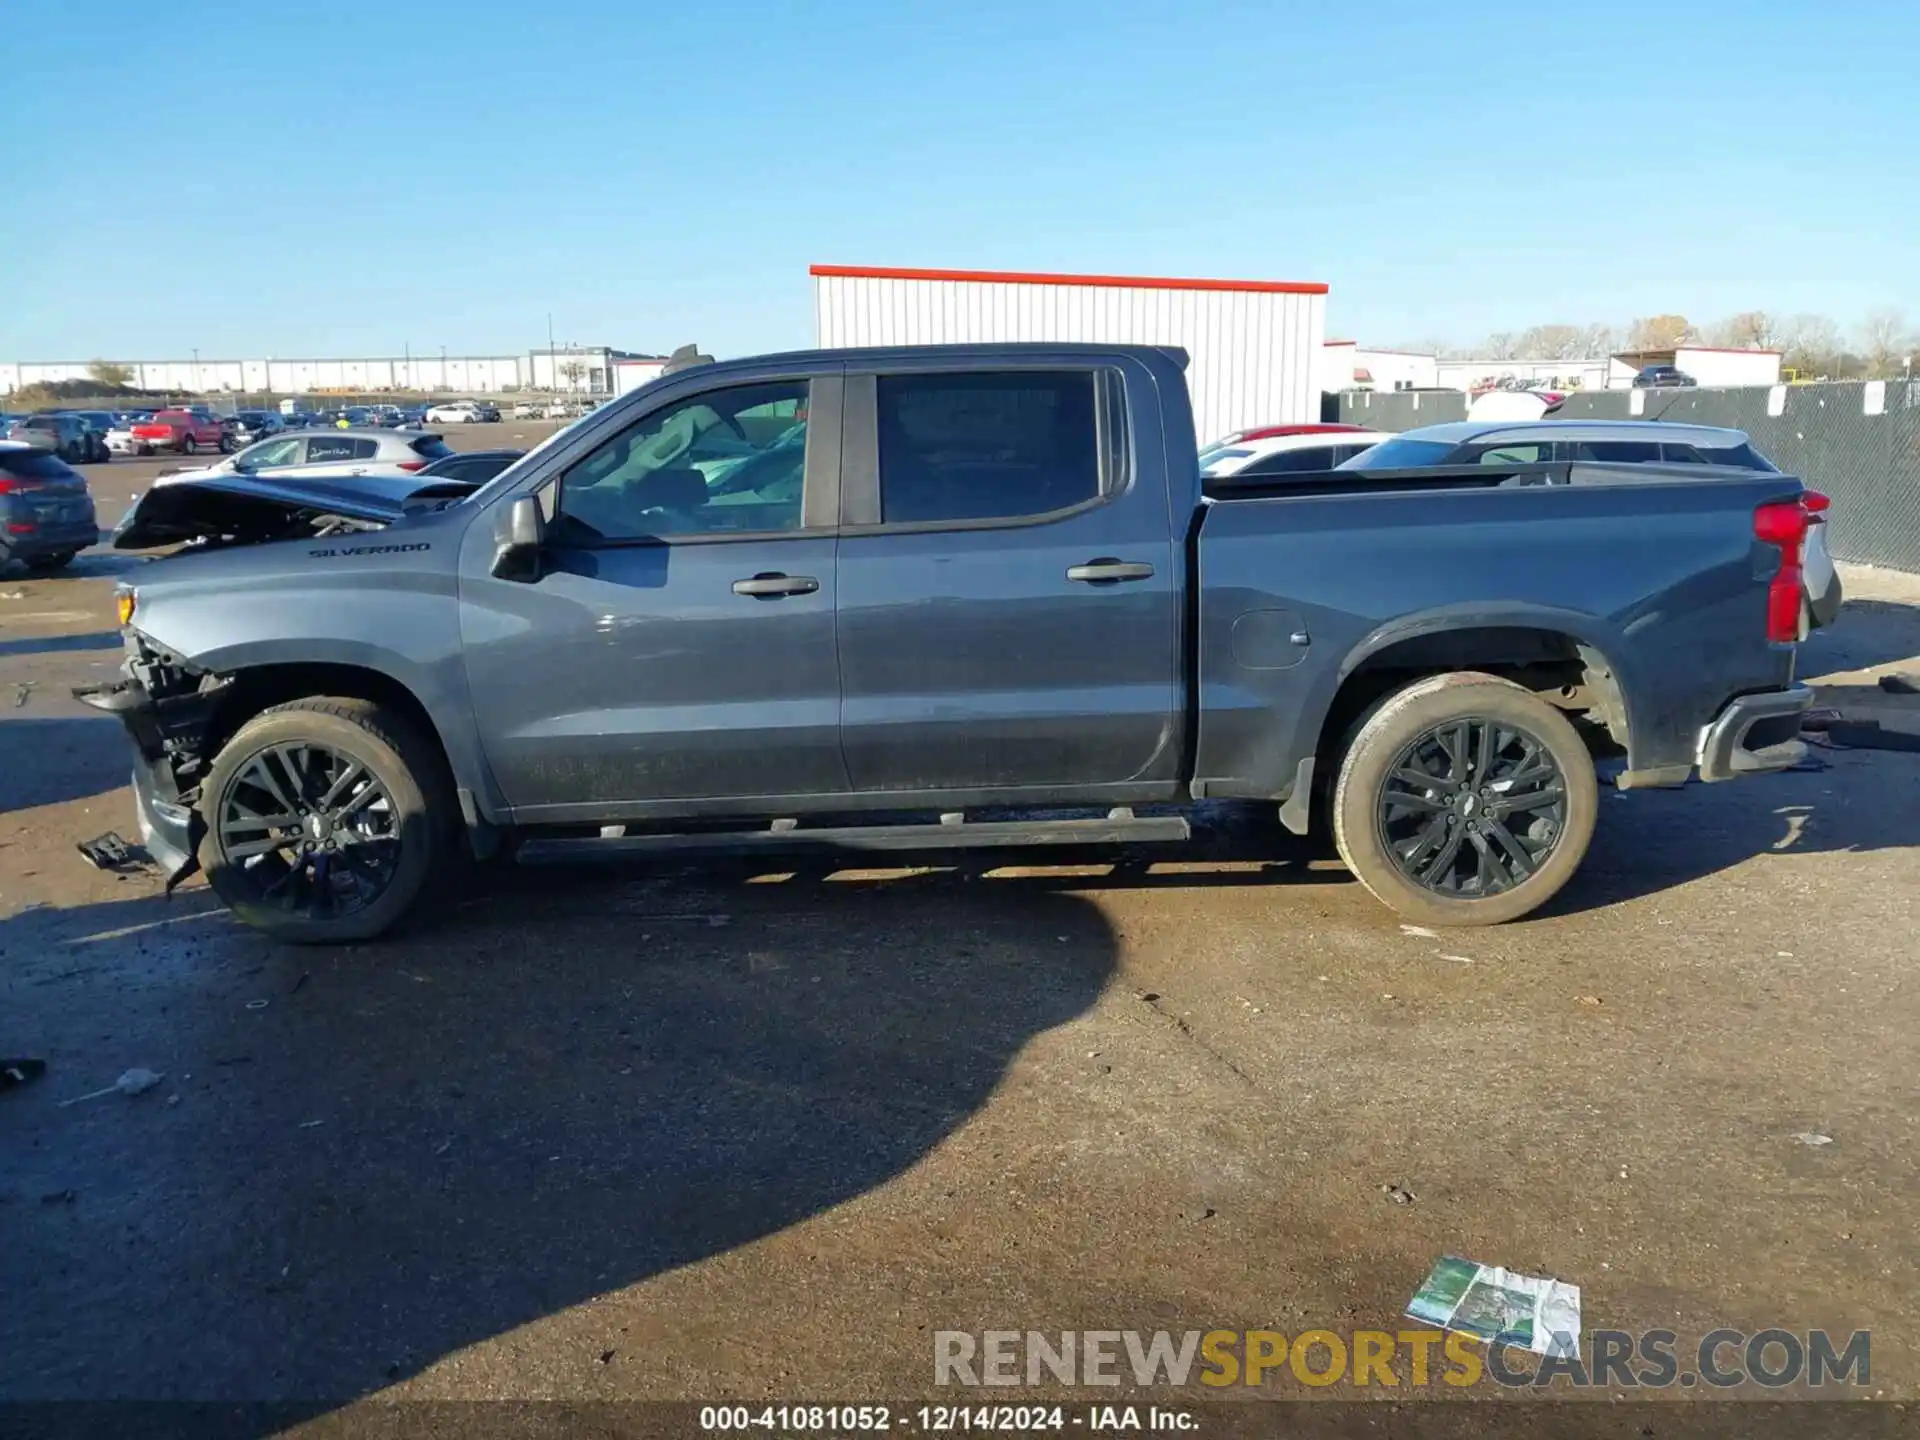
[
  {"left": 396, "top": 459, "right": 427, "bottom": 472},
  {"left": 6, "top": 521, "right": 36, "bottom": 534},
  {"left": 0, "top": 477, "right": 20, "bottom": 494},
  {"left": 1754, "top": 495, "right": 1819, "bottom": 644}
]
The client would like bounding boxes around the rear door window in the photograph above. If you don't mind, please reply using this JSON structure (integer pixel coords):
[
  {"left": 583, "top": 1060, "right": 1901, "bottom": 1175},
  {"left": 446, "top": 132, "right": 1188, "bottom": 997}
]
[
  {"left": 305, "top": 435, "right": 371, "bottom": 463},
  {"left": 1573, "top": 440, "right": 1662, "bottom": 464},
  {"left": 875, "top": 370, "right": 1102, "bottom": 524},
  {"left": 0, "top": 451, "right": 78, "bottom": 483}
]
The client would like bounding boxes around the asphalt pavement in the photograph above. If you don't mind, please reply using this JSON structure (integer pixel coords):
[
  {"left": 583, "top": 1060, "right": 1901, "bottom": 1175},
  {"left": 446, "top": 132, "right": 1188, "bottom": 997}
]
[{"left": 2, "top": 439, "right": 1918, "bottom": 1430}]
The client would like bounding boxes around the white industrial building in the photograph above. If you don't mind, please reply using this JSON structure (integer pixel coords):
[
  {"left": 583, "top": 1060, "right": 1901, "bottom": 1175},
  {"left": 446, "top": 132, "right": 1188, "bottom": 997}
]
[
  {"left": 1, "top": 345, "right": 655, "bottom": 398},
  {"left": 1323, "top": 341, "right": 1440, "bottom": 391},
  {"left": 1605, "top": 346, "right": 1782, "bottom": 389},
  {"left": 811, "top": 263, "right": 1329, "bottom": 439}
]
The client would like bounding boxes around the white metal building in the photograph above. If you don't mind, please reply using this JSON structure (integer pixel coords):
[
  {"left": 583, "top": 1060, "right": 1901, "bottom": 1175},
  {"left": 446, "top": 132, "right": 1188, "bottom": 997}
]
[
  {"left": 811, "top": 264, "right": 1329, "bottom": 439},
  {"left": 1324, "top": 341, "right": 1440, "bottom": 391},
  {"left": 1606, "top": 347, "right": 1783, "bottom": 389}
]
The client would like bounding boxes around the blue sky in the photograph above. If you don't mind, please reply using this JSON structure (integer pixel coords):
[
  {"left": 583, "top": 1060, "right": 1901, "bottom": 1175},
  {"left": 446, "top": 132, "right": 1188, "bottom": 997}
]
[{"left": 2, "top": 0, "right": 1913, "bottom": 360}]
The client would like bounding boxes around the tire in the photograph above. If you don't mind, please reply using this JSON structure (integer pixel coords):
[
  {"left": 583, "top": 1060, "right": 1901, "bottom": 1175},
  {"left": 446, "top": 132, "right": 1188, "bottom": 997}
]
[
  {"left": 197, "top": 697, "right": 457, "bottom": 943},
  {"left": 181, "top": 434, "right": 198, "bottom": 455},
  {"left": 26, "top": 551, "right": 78, "bottom": 572},
  {"left": 1331, "top": 672, "right": 1599, "bottom": 927}
]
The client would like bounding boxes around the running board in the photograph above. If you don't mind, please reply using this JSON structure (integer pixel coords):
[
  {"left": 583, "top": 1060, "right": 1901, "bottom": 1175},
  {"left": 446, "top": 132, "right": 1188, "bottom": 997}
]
[{"left": 515, "top": 809, "right": 1192, "bottom": 864}]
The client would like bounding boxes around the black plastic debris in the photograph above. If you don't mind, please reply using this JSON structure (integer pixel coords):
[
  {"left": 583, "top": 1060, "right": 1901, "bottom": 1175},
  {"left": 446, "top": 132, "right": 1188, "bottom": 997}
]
[
  {"left": 75, "top": 832, "right": 150, "bottom": 872},
  {"left": 1878, "top": 673, "right": 1920, "bottom": 696}
]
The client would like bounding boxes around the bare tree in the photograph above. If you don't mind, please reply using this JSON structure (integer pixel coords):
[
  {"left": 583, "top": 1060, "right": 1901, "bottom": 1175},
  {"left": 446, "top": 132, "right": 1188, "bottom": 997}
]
[
  {"left": 1779, "top": 314, "right": 1845, "bottom": 379},
  {"left": 1859, "top": 307, "right": 1913, "bottom": 377},
  {"left": 1703, "top": 311, "right": 1781, "bottom": 350},
  {"left": 1580, "top": 322, "right": 1620, "bottom": 358},
  {"left": 558, "top": 360, "right": 586, "bottom": 391},
  {"left": 1515, "top": 324, "right": 1585, "bottom": 361},
  {"left": 87, "top": 360, "right": 135, "bottom": 388},
  {"left": 1482, "top": 331, "right": 1518, "bottom": 360},
  {"left": 1625, "top": 314, "right": 1692, "bottom": 349}
]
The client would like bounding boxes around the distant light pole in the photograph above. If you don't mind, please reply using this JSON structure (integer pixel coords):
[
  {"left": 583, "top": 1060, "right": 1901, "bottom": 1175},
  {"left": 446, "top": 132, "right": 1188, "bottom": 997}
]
[{"left": 191, "top": 347, "right": 200, "bottom": 396}]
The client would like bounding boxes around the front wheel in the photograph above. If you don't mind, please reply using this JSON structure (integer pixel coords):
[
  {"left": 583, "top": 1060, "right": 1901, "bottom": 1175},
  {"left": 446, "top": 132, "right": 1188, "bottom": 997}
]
[
  {"left": 198, "top": 697, "right": 456, "bottom": 943},
  {"left": 1332, "top": 673, "right": 1599, "bottom": 927}
]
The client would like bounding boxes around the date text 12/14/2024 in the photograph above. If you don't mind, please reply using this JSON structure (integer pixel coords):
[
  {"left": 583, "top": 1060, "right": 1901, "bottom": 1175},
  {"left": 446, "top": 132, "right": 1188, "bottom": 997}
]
[{"left": 699, "top": 1405, "right": 1197, "bottom": 1432}]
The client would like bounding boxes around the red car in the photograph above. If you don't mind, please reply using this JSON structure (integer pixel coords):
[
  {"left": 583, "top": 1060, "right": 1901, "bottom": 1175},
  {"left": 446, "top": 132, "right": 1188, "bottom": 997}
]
[{"left": 131, "top": 408, "right": 227, "bottom": 456}]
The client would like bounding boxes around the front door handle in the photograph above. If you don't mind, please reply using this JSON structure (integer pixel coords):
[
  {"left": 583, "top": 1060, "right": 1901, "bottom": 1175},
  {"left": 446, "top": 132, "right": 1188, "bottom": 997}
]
[
  {"left": 732, "top": 572, "right": 820, "bottom": 598},
  {"left": 1066, "top": 559, "right": 1155, "bottom": 584}
]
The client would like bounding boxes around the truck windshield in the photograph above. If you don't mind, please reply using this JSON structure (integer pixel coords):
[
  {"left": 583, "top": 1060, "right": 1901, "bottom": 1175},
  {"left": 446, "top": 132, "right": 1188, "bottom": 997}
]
[{"left": 1336, "top": 436, "right": 1458, "bottom": 470}]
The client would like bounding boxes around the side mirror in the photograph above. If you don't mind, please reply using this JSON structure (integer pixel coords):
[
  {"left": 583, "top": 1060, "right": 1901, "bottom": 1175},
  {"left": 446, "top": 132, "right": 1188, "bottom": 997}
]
[{"left": 491, "top": 493, "right": 546, "bottom": 581}]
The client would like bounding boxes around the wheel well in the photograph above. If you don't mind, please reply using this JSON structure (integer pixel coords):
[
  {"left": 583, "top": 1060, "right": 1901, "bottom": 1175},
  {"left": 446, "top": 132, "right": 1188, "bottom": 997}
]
[
  {"left": 202, "top": 663, "right": 454, "bottom": 790},
  {"left": 1309, "top": 627, "right": 1629, "bottom": 810}
]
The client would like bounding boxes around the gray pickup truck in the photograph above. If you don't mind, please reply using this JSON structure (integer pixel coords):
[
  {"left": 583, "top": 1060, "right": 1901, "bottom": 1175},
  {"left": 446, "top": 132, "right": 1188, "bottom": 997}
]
[{"left": 84, "top": 343, "right": 1823, "bottom": 942}]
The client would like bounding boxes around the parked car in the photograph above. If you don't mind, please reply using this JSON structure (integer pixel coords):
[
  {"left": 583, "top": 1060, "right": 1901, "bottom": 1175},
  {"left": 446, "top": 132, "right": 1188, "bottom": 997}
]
[
  {"left": 88, "top": 343, "right": 1826, "bottom": 944},
  {"left": 1337, "top": 420, "right": 1841, "bottom": 631},
  {"left": 131, "top": 408, "right": 228, "bottom": 456},
  {"left": 72, "top": 411, "right": 120, "bottom": 461},
  {"left": 425, "top": 401, "right": 481, "bottom": 424},
  {"left": 224, "top": 411, "right": 282, "bottom": 446},
  {"left": 0, "top": 441, "right": 98, "bottom": 572},
  {"left": 105, "top": 417, "right": 145, "bottom": 455},
  {"left": 8, "top": 413, "right": 98, "bottom": 464},
  {"left": 1633, "top": 365, "right": 1697, "bottom": 389},
  {"left": 1199, "top": 427, "right": 1385, "bottom": 481},
  {"left": 393, "top": 406, "right": 430, "bottom": 428},
  {"left": 149, "top": 427, "right": 456, "bottom": 488},
  {"left": 472, "top": 401, "right": 501, "bottom": 422},
  {"left": 511, "top": 399, "right": 544, "bottom": 420},
  {"left": 409, "top": 447, "right": 523, "bottom": 484}
]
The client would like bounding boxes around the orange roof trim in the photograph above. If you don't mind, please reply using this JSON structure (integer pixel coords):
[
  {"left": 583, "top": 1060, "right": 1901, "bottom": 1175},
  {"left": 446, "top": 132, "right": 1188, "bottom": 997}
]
[{"left": 810, "top": 263, "right": 1328, "bottom": 296}]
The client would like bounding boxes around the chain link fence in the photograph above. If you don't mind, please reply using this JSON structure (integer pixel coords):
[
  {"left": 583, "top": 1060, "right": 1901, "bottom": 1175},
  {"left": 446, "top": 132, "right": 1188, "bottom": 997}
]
[{"left": 1326, "top": 381, "right": 1920, "bottom": 572}]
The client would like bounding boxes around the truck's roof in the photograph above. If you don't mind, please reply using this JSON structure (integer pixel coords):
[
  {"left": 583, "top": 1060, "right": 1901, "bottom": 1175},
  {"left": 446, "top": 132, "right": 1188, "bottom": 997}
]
[
  {"left": 699, "top": 341, "right": 1193, "bottom": 371},
  {"left": 1402, "top": 419, "right": 1753, "bottom": 446}
]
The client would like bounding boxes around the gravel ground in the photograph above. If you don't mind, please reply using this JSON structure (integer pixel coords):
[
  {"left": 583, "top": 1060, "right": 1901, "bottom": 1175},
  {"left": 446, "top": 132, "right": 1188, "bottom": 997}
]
[{"left": 2, "top": 449, "right": 1917, "bottom": 1432}]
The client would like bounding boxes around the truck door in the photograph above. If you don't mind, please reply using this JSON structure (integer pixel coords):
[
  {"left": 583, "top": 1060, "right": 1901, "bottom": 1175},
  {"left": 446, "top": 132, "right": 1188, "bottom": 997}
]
[
  {"left": 833, "top": 364, "right": 1182, "bottom": 798},
  {"left": 458, "top": 372, "right": 850, "bottom": 816}
]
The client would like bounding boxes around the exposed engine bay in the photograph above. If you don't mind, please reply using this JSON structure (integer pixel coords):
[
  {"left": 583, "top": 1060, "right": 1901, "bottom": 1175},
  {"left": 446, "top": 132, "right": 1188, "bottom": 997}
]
[{"left": 112, "top": 472, "right": 477, "bottom": 550}]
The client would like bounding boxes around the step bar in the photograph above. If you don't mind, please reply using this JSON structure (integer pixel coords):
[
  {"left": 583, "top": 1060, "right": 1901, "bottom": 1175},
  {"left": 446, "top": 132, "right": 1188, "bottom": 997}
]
[{"left": 515, "top": 808, "right": 1192, "bottom": 865}]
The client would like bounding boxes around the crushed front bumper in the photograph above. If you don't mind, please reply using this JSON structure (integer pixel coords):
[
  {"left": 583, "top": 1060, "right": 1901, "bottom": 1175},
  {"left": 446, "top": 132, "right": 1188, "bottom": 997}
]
[
  {"left": 1697, "top": 685, "right": 1814, "bottom": 783},
  {"left": 74, "top": 657, "right": 217, "bottom": 889}
]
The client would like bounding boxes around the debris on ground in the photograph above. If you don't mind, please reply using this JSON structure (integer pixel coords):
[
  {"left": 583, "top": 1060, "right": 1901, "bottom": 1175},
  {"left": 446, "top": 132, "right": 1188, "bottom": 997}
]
[
  {"left": 58, "top": 1067, "right": 164, "bottom": 1106},
  {"left": 290, "top": 972, "right": 310, "bottom": 995},
  {"left": 1382, "top": 1183, "right": 1417, "bottom": 1205},
  {"left": 2, "top": 1058, "right": 47, "bottom": 1091},
  {"left": 74, "top": 832, "right": 150, "bottom": 873},
  {"left": 0, "top": 589, "right": 26, "bottom": 601},
  {"left": 1407, "top": 1255, "right": 1581, "bottom": 1356},
  {"left": 244, "top": 999, "right": 269, "bottom": 1011},
  {"left": 1787, "top": 752, "right": 1830, "bottom": 772},
  {"left": 1437, "top": 954, "right": 1474, "bottom": 965},
  {"left": 1800, "top": 708, "right": 1843, "bottom": 732},
  {"left": 1577, "top": 995, "right": 1604, "bottom": 1007},
  {"left": 1878, "top": 673, "right": 1920, "bottom": 696},
  {"left": 13, "top": 682, "right": 33, "bottom": 708},
  {"left": 1794, "top": 1132, "right": 1835, "bottom": 1147},
  {"left": 40, "top": 1189, "right": 77, "bottom": 1204},
  {"left": 1399, "top": 924, "right": 1439, "bottom": 938}
]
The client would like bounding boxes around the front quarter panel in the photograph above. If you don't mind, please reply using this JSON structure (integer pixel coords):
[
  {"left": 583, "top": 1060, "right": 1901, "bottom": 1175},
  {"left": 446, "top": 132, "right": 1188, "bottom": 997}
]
[{"left": 124, "top": 505, "right": 499, "bottom": 810}]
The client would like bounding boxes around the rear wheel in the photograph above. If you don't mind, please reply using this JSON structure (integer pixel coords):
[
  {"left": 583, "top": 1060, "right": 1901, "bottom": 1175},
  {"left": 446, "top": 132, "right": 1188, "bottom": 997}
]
[
  {"left": 198, "top": 697, "right": 456, "bottom": 943},
  {"left": 181, "top": 434, "right": 198, "bottom": 455},
  {"left": 1332, "top": 673, "right": 1599, "bottom": 927}
]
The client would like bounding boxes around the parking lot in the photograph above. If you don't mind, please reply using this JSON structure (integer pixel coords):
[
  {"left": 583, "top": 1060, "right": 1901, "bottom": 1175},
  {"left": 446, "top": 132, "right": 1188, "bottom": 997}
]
[{"left": 3, "top": 432, "right": 1919, "bottom": 1426}]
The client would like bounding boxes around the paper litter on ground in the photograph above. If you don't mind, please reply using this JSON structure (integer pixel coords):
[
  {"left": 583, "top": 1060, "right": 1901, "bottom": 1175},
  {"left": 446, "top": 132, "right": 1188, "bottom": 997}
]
[{"left": 1406, "top": 1255, "right": 1581, "bottom": 1357}]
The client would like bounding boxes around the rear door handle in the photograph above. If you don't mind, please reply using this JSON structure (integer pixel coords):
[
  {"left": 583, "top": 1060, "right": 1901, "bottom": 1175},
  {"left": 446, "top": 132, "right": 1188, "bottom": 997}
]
[
  {"left": 1066, "top": 559, "right": 1155, "bottom": 584},
  {"left": 732, "top": 572, "right": 820, "bottom": 598}
]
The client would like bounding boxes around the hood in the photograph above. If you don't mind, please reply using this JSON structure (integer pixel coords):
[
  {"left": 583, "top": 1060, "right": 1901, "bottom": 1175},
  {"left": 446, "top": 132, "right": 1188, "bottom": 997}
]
[{"left": 114, "top": 470, "right": 478, "bottom": 549}]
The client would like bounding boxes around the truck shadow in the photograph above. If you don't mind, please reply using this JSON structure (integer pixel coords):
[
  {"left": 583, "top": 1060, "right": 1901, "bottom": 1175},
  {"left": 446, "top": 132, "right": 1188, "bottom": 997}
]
[
  {"left": 0, "top": 868, "right": 1119, "bottom": 1415},
  {"left": 0, "top": 716, "right": 134, "bottom": 811}
]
